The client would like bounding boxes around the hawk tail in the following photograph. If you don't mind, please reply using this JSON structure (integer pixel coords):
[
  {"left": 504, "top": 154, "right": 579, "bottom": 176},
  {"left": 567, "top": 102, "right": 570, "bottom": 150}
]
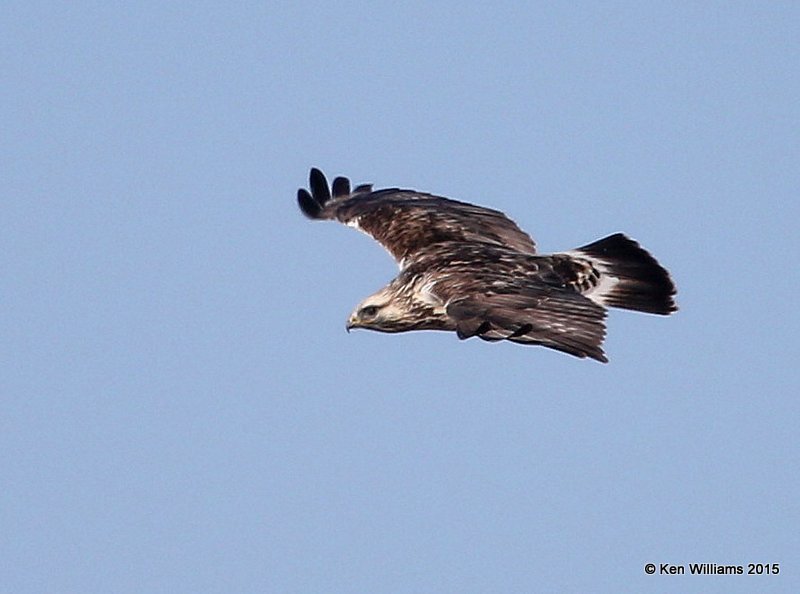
[{"left": 572, "top": 233, "right": 677, "bottom": 315}]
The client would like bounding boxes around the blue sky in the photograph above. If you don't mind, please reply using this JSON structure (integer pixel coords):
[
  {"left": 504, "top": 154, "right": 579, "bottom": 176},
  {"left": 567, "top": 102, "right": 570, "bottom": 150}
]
[{"left": 2, "top": 2, "right": 798, "bottom": 593}]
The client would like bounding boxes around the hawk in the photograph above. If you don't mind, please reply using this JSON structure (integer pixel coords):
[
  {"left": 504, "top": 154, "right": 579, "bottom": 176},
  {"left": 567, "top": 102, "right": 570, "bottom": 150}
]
[{"left": 298, "top": 168, "right": 677, "bottom": 362}]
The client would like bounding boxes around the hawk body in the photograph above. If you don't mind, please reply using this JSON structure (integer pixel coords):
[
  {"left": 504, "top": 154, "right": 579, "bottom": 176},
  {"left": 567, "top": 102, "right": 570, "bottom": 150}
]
[{"left": 298, "top": 168, "right": 677, "bottom": 362}]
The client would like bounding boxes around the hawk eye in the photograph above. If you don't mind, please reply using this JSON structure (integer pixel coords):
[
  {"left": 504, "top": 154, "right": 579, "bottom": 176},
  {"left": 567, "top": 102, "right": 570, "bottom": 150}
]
[{"left": 361, "top": 305, "right": 379, "bottom": 318}]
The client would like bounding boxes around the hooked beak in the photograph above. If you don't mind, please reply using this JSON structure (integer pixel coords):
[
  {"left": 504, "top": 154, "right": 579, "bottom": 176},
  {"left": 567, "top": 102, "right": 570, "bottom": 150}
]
[{"left": 346, "top": 314, "right": 358, "bottom": 333}]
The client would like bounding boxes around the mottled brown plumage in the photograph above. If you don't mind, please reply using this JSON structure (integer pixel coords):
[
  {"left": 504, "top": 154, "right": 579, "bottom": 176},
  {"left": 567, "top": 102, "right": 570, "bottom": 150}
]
[{"left": 298, "top": 168, "right": 677, "bottom": 362}]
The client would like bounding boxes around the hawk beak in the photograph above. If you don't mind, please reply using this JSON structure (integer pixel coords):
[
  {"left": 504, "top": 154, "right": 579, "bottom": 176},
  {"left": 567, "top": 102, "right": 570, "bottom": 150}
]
[{"left": 346, "top": 315, "right": 357, "bottom": 333}]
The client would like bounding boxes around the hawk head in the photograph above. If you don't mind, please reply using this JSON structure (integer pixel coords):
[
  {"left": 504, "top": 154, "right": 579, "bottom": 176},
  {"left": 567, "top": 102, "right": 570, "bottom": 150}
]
[
  {"left": 346, "top": 287, "right": 413, "bottom": 333},
  {"left": 346, "top": 284, "right": 448, "bottom": 334}
]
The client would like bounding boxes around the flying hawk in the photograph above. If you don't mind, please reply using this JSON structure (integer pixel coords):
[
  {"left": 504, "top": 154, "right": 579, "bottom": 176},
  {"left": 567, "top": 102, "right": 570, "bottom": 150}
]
[{"left": 298, "top": 168, "right": 677, "bottom": 362}]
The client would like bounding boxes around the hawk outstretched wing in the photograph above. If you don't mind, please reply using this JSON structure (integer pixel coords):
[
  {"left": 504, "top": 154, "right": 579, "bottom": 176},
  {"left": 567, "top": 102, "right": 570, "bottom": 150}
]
[{"left": 298, "top": 167, "right": 537, "bottom": 266}]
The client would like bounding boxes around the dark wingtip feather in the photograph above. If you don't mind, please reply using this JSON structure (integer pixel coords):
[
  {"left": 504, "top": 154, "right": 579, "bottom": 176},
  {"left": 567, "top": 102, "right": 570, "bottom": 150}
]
[
  {"left": 309, "top": 167, "right": 331, "bottom": 205},
  {"left": 353, "top": 183, "right": 373, "bottom": 193},
  {"left": 297, "top": 188, "right": 322, "bottom": 219},
  {"left": 332, "top": 176, "right": 351, "bottom": 197}
]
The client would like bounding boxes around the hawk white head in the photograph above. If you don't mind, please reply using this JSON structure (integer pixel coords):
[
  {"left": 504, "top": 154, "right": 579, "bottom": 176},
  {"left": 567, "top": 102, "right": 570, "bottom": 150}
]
[{"left": 346, "top": 287, "right": 407, "bottom": 332}]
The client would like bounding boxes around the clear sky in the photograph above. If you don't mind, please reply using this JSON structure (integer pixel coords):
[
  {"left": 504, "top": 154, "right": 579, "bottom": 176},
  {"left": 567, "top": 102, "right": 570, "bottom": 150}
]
[{"left": 2, "top": 2, "right": 798, "bottom": 593}]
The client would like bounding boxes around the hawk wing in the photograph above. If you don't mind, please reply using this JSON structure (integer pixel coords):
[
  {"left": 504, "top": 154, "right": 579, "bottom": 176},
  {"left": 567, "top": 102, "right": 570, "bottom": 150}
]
[
  {"left": 297, "top": 168, "right": 537, "bottom": 266},
  {"left": 414, "top": 249, "right": 610, "bottom": 362},
  {"left": 445, "top": 290, "right": 609, "bottom": 362}
]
